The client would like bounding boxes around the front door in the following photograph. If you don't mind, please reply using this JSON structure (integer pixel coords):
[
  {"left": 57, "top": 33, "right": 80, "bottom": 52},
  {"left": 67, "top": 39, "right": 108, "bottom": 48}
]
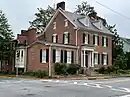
[{"left": 85, "top": 51, "right": 88, "bottom": 68}]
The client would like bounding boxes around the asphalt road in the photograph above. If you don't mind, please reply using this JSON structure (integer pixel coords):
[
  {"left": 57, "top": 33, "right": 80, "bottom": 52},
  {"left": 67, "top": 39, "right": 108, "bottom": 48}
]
[{"left": 0, "top": 78, "right": 130, "bottom": 97}]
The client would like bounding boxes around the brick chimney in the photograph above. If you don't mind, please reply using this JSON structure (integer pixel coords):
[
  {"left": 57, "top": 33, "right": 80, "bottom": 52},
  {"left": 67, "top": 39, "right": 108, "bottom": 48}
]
[{"left": 56, "top": 1, "right": 65, "bottom": 10}]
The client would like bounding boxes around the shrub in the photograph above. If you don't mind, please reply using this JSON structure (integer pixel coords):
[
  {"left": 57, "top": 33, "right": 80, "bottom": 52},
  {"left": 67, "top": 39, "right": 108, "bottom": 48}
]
[
  {"left": 67, "top": 64, "right": 80, "bottom": 75},
  {"left": 98, "top": 66, "right": 105, "bottom": 74},
  {"left": 54, "top": 63, "right": 67, "bottom": 75},
  {"left": 23, "top": 72, "right": 35, "bottom": 76},
  {"left": 34, "top": 70, "right": 48, "bottom": 78}
]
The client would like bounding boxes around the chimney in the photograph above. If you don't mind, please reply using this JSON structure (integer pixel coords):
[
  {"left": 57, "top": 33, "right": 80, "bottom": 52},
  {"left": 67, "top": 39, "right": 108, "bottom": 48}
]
[{"left": 56, "top": 1, "right": 65, "bottom": 10}]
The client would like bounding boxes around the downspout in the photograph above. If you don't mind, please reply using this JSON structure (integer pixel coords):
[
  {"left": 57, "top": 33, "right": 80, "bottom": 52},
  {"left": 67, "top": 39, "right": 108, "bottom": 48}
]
[{"left": 76, "top": 28, "right": 80, "bottom": 65}]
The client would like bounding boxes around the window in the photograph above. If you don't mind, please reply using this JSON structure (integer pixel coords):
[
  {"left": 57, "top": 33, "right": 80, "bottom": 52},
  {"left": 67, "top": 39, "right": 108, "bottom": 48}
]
[
  {"left": 42, "top": 50, "right": 46, "bottom": 63},
  {"left": 63, "top": 32, "right": 69, "bottom": 44},
  {"left": 56, "top": 50, "right": 61, "bottom": 63},
  {"left": 83, "top": 32, "right": 89, "bottom": 44},
  {"left": 102, "top": 36, "right": 108, "bottom": 47},
  {"left": 67, "top": 51, "right": 71, "bottom": 64},
  {"left": 40, "top": 49, "right": 49, "bottom": 63},
  {"left": 52, "top": 34, "right": 57, "bottom": 43},
  {"left": 94, "top": 52, "right": 99, "bottom": 65},
  {"left": 53, "top": 22, "right": 56, "bottom": 29},
  {"left": 64, "top": 19, "right": 68, "bottom": 27},
  {"left": 93, "top": 34, "right": 99, "bottom": 46},
  {"left": 102, "top": 53, "right": 108, "bottom": 65}
]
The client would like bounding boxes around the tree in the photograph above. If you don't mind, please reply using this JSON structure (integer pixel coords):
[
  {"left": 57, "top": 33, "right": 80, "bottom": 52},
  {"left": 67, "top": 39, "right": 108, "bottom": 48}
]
[
  {"left": 75, "top": 1, "right": 95, "bottom": 16},
  {"left": 0, "top": 10, "right": 14, "bottom": 71},
  {"left": 106, "top": 25, "right": 127, "bottom": 69},
  {"left": 29, "top": 6, "right": 54, "bottom": 32}
]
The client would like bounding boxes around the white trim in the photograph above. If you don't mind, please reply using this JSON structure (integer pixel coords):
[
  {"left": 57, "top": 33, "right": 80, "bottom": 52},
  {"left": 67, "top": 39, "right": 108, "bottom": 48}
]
[
  {"left": 53, "top": 34, "right": 57, "bottom": 36},
  {"left": 94, "top": 51, "right": 98, "bottom": 54},
  {"left": 103, "top": 52, "right": 107, "bottom": 55},
  {"left": 82, "top": 48, "right": 94, "bottom": 51},
  {"left": 64, "top": 31, "right": 69, "bottom": 34},
  {"left": 53, "top": 22, "right": 56, "bottom": 29},
  {"left": 64, "top": 19, "right": 68, "bottom": 27}
]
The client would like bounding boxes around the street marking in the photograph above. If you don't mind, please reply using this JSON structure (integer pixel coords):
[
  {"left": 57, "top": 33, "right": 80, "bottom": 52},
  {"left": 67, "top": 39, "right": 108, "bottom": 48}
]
[
  {"left": 100, "top": 79, "right": 130, "bottom": 84},
  {"left": 64, "top": 81, "right": 68, "bottom": 83},
  {"left": 56, "top": 80, "right": 59, "bottom": 82},
  {"left": 40, "top": 79, "right": 130, "bottom": 93},
  {"left": 120, "top": 94, "right": 130, "bottom": 97},
  {"left": 121, "top": 88, "right": 130, "bottom": 92},
  {"left": 111, "top": 88, "right": 130, "bottom": 93},
  {"left": 74, "top": 82, "right": 77, "bottom": 84},
  {"left": 104, "top": 85, "right": 112, "bottom": 88},
  {"left": 84, "top": 83, "right": 87, "bottom": 86}
]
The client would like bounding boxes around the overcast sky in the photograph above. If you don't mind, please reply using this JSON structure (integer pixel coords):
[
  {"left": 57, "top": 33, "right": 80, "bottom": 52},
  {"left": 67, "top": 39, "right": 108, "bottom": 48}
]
[{"left": 0, "top": 0, "right": 130, "bottom": 38}]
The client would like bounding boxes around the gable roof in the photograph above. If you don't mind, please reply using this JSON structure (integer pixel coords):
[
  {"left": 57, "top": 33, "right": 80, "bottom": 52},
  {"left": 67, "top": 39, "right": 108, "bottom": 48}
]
[{"left": 38, "top": 8, "right": 113, "bottom": 37}]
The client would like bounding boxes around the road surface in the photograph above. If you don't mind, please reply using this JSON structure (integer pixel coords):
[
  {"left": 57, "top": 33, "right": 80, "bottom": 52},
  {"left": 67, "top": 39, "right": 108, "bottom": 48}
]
[{"left": 0, "top": 78, "right": 130, "bottom": 97}]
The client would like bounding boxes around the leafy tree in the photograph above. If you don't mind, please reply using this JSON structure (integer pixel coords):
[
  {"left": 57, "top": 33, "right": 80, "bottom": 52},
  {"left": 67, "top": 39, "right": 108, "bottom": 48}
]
[
  {"left": 29, "top": 6, "right": 54, "bottom": 32},
  {"left": 0, "top": 10, "right": 14, "bottom": 71},
  {"left": 106, "top": 25, "right": 127, "bottom": 69},
  {"left": 75, "top": 1, "right": 95, "bottom": 16}
]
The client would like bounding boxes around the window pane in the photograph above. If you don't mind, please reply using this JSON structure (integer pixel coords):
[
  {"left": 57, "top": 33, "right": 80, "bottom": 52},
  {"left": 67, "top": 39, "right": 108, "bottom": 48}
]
[
  {"left": 56, "top": 50, "right": 61, "bottom": 62},
  {"left": 95, "top": 36, "right": 98, "bottom": 45},
  {"left": 67, "top": 51, "right": 71, "bottom": 64},
  {"left": 42, "top": 50, "right": 46, "bottom": 63},
  {"left": 103, "top": 55, "right": 107, "bottom": 65},
  {"left": 94, "top": 53, "right": 98, "bottom": 65}
]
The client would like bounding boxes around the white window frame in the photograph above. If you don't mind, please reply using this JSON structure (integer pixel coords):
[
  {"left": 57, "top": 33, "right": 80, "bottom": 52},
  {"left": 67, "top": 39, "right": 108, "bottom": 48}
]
[
  {"left": 67, "top": 51, "right": 71, "bottom": 64},
  {"left": 103, "top": 52, "right": 107, "bottom": 65},
  {"left": 53, "top": 34, "right": 57, "bottom": 43},
  {"left": 53, "top": 22, "right": 56, "bottom": 29},
  {"left": 64, "top": 32, "right": 69, "bottom": 44},
  {"left": 103, "top": 36, "right": 107, "bottom": 47},
  {"left": 21, "top": 50, "right": 24, "bottom": 62},
  {"left": 56, "top": 50, "right": 61, "bottom": 63},
  {"left": 84, "top": 32, "right": 88, "bottom": 44},
  {"left": 94, "top": 52, "right": 98, "bottom": 65},
  {"left": 94, "top": 34, "right": 98, "bottom": 46},
  {"left": 64, "top": 19, "right": 68, "bottom": 27},
  {"left": 42, "top": 50, "right": 46, "bottom": 63}
]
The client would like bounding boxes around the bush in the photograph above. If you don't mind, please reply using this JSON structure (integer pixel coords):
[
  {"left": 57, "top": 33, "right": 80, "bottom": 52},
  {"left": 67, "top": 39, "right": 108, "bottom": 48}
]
[
  {"left": 54, "top": 63, "right": 80, "bottom": 75},
  {"left": 67, "top": 64, "right": 80, "bottom": 75},
  {"left": 98, "top": 66, "right": 105, "bottom": 74},
  {"left": 54, "top": 63, "right": 67, "bottom": 75},
  {"left": 34, "top": 70, "right": 48, "bottom": 78},
  {"left": 23, "top": 72, "right": 35, "bottom": 76}
]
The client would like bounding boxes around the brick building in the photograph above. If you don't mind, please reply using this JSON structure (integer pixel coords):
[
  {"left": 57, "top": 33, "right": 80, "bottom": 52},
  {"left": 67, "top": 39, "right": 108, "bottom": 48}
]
[{"left": 26, "top": 2, "right": 113, "bottom": 76}]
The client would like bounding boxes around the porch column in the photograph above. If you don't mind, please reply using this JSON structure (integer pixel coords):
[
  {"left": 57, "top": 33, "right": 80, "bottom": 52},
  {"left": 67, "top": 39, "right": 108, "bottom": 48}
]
[
  {"left": 91, "top": 52, "right": 94, "bottom": 67},
  {"left": 81, "top": 51, "right": 83, "bottom": 67},
  {"left": 88, "top": 52, "right": 92, "bottom": 68},
  {"left": 49, "top": 45, "right": 52, "bottom": 77},
  {"left": 83, "top": 50, "right": 86, "bottom": 67}
]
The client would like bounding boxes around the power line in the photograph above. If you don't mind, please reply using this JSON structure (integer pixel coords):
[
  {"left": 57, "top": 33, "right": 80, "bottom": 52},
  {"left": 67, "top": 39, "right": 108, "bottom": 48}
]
[{"left": 96, "top": 1, "right": 130, "bottom": 20}]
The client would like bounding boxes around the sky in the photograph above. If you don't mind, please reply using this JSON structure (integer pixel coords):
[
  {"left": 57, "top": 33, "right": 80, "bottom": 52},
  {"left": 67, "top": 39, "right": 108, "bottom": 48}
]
[{"left": 0, "top": 0, "right": 130, "bottom": 38}]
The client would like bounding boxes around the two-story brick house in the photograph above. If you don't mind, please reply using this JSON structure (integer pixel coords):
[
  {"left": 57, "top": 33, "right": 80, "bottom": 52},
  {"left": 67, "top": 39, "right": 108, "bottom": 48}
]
[{"left": 27, "top": 2, "right": 113, "bottom": 76}]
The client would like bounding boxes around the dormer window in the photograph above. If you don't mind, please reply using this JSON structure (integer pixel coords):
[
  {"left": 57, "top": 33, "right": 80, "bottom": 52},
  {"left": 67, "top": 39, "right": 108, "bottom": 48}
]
[
  {"left": 64, "top": 19, "right": 68, "bottom": 27},
  {"left": 53, "top": 22, "right": 56, "bottom": 29}
]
